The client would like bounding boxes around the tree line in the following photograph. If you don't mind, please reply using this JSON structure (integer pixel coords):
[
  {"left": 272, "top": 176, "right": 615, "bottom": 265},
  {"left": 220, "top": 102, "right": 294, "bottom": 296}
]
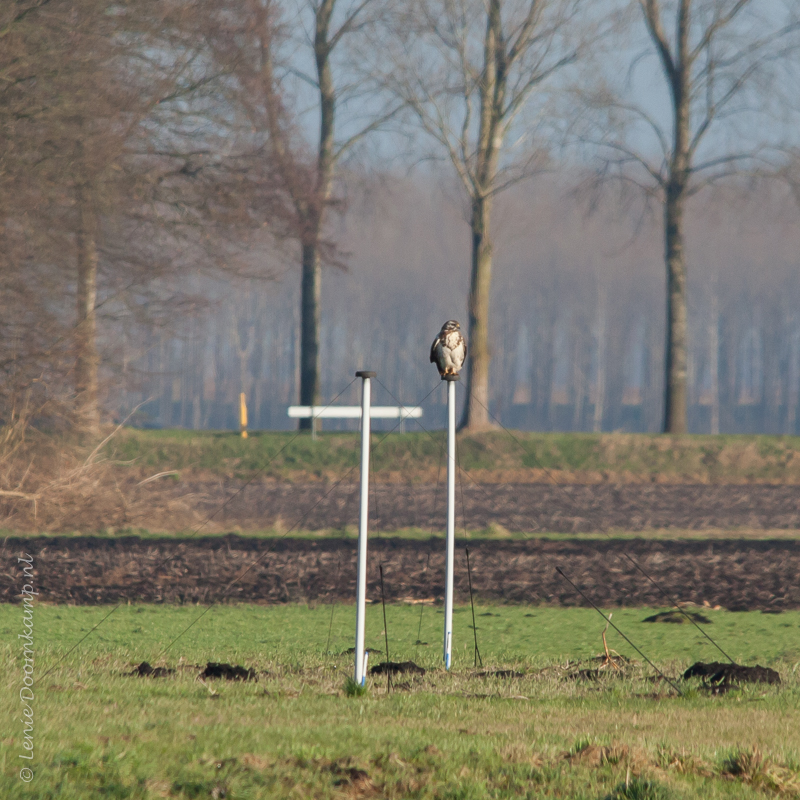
[
  {"left": 120, "top": 180, "right": 800, "bottom": 435},
  {"left": 2, "top": 0, "right": 800, "bottom": 440}
]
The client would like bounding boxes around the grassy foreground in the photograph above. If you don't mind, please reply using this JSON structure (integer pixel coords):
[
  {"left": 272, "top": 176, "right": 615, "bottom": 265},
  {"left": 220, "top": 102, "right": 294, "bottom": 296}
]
[
  {"left": 2, "top": 604, "right": 800, "bottom": 799},
  {"left": 112, "top": 428, "right": 800, "bottom": 483}
]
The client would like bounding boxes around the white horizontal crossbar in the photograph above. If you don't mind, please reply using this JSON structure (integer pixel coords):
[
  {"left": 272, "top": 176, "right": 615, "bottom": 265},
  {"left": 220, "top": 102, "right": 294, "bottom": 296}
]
[{"left": 287, "top": 406, "right": 423, "bottom": 419}]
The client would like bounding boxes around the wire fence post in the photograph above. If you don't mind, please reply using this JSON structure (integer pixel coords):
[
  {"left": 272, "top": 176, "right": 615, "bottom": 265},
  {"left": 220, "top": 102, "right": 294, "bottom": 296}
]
[
  {"left": 354, "top": 371, "right": 375, "bottom": 686},
  {"left": 443, "top": 374, "right": 458, "bottom": 669}
]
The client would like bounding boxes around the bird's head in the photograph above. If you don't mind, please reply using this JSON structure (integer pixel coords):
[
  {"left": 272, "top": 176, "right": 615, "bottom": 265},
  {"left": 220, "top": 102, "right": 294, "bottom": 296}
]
[{"left": 441, "top": 320, "right": 461, "bottom": 332}]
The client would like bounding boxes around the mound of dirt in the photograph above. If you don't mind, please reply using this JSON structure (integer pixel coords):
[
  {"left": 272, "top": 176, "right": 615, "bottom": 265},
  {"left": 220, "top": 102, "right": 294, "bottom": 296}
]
[
  {"left": 199, "top": 662, "right": 257, "bottom": 681},
  {"left": 326, "top": 762, "right": 376, "bottom": 794},
  {"left": 475, "top": 669, "right": 525, "bottom": 679},
  {"left": 642, "top": 610, "right": 712, "bottom": 624},
  {"left": 369, "top": 661, "right": 425, "bottom": 676},
  {"left": 571, "top": 667, "right": 628, "bottom": 681},
  {"left": 129, "top": 661, "right": 175, "bottom": 678},
  {"left": 567, "top": 654, "right": 632, "bottom": 681},
  {"left": 683, "top": 661, "right": 780, "bottom": 687},
  {"left": 567, "top": 743, "right": 629, "bottom": 767}
]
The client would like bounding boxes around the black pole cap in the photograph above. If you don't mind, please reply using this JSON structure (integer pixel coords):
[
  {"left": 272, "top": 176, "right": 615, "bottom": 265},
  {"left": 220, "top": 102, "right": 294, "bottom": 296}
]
[
  {"left": 442, "top": 374, "right": 461, "bottom": 381},
  {"left": 356, "top": 371, "right": 377, "bottom": 378}
]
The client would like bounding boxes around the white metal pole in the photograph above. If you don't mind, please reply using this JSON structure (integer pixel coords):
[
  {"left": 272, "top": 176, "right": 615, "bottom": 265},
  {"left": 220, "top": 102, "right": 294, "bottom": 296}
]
[
  {"left": 443, "top": 375, "right": 457, "bottom": 669},
  {"left": 354, "top": 371, "right": 375, "bottom": 686}
]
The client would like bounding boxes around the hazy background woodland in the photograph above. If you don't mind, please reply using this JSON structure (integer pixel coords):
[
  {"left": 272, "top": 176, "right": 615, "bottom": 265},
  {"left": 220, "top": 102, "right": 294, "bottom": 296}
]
[
  {"left": 4, "top": 0, "right": 800, "bottom": 441},
  {"left": 123, "top": 179, "right": 800, "bottom": 434}
]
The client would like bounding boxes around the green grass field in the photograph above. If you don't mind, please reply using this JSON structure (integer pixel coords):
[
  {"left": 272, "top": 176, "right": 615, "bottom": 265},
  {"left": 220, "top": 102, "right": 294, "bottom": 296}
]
[
  {"left": 2, "top": 603, "right": 800, "bottom": 799},
  {"left": 110, "top": 428, "right": 800, "bottom": 483},
  {"left": 5, "top": 428, "right": 800, "bottom": 796}
]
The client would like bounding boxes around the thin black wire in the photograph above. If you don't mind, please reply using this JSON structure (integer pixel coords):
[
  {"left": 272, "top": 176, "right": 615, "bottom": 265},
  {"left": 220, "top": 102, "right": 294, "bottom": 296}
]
[
  {"left": 413, "top": 425, "right": 444, "bottom": 657},
  {"left": 323, "top": 469, "right": 360, "bottom": 656},
  {"left": 415, "top": 552, "right": 432, "bottom": 655},
  {"left": 456, "top": 437, "right": 482, "bottom": 668},
  {"left": 465, "top": 547, "right": 483, "bottom": 668},
  {"left": 156, "top": 466, "right": 363, "bottom": 656},
  {"left": 554, "top": 567, "right": 684, "bottom": 696},
  {"left": 369, "top": 431, "right": 381, "bottom": 531},
  {"left": 377, "top": 377, "right": 552, "bottom": 538},
  {"left": 323, "top": 463, "right": 361, "bottom": 657},
  {"left": 155, "top": 381, "right": 442, "bottom": 657},
  {"left": 375, "top": 376, "right": 543, "bottom": 524},
  {"left": 379, "top": 563, "right": 391, "bottom": 694},
  {"left": 465, "top": 389, "right": 735, "bottom": 664},
  {"left": 325, "top": 552, "right": 343, "bottom": 655},
  {"left": 373, "top": 416, "right": 390, "bottom": 691},
  {"left": 376, "top": 377, "right": 677, "bottom": 678},
  {"left": 36, "top": 377, "right": 359, "bottom": 684},
  {"left": 33, "top": 605, "right": 121, "bottom": 685}
]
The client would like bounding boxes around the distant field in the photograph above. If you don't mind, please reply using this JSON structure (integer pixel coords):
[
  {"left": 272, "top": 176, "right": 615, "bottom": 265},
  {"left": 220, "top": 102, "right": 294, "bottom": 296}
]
[
  {"left": 4, "top": 532, "right": 799, "bottom": 610},
  {"left": 1, "top": 604, "right": 799, "bottom": 799},
  {"left": 112, "top": 428, "right": 800, "bottom": 483}
]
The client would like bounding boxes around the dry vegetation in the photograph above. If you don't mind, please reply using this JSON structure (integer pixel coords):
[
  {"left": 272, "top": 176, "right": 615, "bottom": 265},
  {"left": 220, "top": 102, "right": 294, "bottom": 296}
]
[{"left": 0, "top": 418, "right": 203, "bottom": 532}]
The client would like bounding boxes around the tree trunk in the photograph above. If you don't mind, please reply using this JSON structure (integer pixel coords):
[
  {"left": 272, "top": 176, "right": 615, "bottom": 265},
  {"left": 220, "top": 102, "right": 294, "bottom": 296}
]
[
  {"left": 708, "top": 286, "right": 720, "bottom": 434},
  {"left": 593, "top": 283, "right": 607, "bottom": 433},
  {"left": 662, "top": 183, "right": 689, "bottom": 433},
  {"left": 460, "top": 0, "right": 502, "bottom": 431},
  {"left": 788, "top": 328, "right": 800, "bottom": 435},
  {"left": 74, "top": 182, "right": 100, "bottom": 436},
  {"left": 296, "top": 0, "right": 335, "bottom": 431},
  {"left": 659, "top": 0, "right": 691, "bottom": 434},
  {"left": 461, "top": 194, "right": 494, "bottom": 430},
  {"left": 298, "top": 242, "right": 322, "bottom": 429}
]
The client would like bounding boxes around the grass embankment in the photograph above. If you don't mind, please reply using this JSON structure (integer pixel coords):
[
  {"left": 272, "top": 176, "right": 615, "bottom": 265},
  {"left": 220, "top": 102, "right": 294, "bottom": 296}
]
[
  {"left": 113, "top": 428, "right": 800, "bottom": 483},
  {"left": 2, "top": 604, "right": 799, "bottom": 799}
]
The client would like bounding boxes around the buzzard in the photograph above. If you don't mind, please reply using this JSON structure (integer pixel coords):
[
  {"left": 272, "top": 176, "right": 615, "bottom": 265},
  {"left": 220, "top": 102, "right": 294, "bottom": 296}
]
[{"left": 430, "top": 320, "right": 467, "bottom": 377}]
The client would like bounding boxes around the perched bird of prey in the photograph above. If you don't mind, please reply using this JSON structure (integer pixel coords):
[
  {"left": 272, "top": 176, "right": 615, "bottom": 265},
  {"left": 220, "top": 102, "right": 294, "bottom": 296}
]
[{"left": 430, "top": 320, "right": 467, "bottom": 377}]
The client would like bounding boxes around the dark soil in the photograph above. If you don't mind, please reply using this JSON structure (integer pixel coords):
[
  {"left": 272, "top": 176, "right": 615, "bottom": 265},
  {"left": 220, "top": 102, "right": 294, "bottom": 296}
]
[
  {"left": 370, "top": 661, "right": 425, "bottom": 676},
  {"left": 642, "top": 610, "right": 713, "bottom": 624},
  {"left": 3, "top": 532, "right": 799, "bottom": 610},
  {"left": 683, "top": 661, "right": 781, "bottom": 686},
  {"left": 568, "top": 654, "right": 632, "bottom": 681},
  {"left": 129, "top": 661, "right": 175, "bottom": 678},
  {"left": 475, "top": 669, "right": 524, "bottom": 679},
  {"left": 198, "top": 662, "right": 257, "bottom": 681},
  {"left": 184, "top": 481, "right": 800, "bottom": 532},
  {"left": 327, "top": 764, "right": 374, "bottom": 792}
]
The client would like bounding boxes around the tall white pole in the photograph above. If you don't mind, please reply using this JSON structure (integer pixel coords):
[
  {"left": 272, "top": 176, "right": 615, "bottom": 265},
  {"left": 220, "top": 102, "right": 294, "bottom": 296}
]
[
  {"left": 443, "top": 375, "right": 457, "bottom": 669},
  {"left": 354, "top": 371, "right": 375, "bottom": 686}
]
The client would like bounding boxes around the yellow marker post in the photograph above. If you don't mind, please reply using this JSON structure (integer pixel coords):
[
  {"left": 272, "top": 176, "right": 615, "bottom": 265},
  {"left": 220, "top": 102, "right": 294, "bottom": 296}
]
[{"left": 239, "top": 392, "right": 248, "bottom": 438}]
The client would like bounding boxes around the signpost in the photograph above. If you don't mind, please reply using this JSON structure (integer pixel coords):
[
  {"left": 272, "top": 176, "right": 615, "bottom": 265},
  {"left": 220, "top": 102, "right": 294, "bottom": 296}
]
[
  {"left": 443, "top": 374, "right": 458, "bottom": 669},
  {"left": 288, "top": 405, "right": 422, "bottom": 439},
  {"left": 353, "top": 371, "right": 375, "bottom": 686}
]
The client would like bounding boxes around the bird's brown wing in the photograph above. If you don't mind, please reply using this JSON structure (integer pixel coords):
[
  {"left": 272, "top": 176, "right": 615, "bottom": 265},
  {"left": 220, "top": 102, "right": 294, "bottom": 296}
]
[
  {"left": 461, "top": 333, "right": 467, "bottom": 362},
  {"left": 430, "top": 336, "right": 440, "bottom": 364}
]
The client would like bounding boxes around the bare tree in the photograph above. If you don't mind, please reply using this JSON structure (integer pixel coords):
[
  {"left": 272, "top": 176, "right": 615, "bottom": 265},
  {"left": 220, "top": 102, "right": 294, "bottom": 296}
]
[
  {"left": 584, "top": 0, "right": 800, "bottom": 433},
  {"left": 378, "top": 0, "right": 587, "bottom": 429},
  {"left": 0, "top": 0, "right": 205, "bottom": 435},
  {"left": 190, "top": 0, "right": 400, "bottom": 428}
]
